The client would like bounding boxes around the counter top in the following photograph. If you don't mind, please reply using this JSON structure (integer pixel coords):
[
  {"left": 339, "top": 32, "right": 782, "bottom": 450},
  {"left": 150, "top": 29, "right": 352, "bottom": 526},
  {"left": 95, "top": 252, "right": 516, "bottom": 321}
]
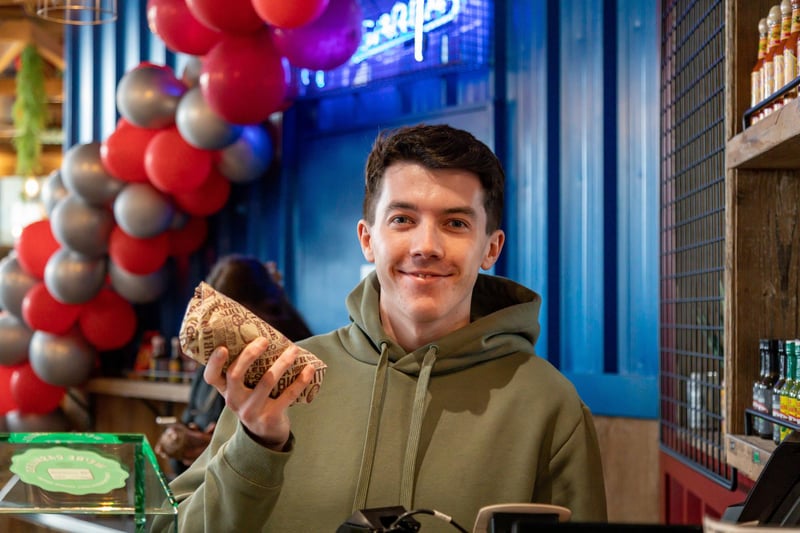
[{"left": 85, "top": 377, "right": 191, "bottom": 403}]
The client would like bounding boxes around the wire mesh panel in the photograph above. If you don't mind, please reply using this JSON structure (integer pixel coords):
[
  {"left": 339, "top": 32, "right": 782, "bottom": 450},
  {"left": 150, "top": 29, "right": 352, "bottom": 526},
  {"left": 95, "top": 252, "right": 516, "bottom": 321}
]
[{"left": 659, "top": 0, "right": 733, "bottom": 487}]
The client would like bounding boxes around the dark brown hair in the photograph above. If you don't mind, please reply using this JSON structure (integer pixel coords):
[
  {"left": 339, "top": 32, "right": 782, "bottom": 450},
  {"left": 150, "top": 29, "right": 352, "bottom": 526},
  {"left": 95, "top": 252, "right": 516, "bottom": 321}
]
[
  {"left": 206, "top": 254, "right": 312, "bottom": 342},
  {"left": 362, "top": 124, "right": 505, "bottom": 233}
]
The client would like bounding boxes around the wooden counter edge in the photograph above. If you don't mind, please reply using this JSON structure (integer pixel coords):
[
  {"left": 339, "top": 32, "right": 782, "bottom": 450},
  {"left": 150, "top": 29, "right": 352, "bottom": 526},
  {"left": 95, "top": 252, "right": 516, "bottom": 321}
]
[
  {"left": 85, "top": 377, "right": 191, "bottom": 403},
  {"left": 725, "top": 433, "right": 776, "bottom": 482}
]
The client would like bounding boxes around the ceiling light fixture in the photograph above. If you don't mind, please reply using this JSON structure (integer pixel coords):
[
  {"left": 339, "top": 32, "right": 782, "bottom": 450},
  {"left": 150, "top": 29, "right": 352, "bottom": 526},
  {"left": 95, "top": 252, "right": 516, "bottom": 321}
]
[{"left": 33, "top": 0, "right": 117, "bottom": 26}]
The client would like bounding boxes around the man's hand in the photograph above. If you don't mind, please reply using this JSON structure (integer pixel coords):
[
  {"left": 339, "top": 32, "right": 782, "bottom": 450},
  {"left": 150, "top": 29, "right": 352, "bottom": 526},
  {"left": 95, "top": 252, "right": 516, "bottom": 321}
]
[{"left": 203, "top": 337, "right": 316, "bottom": 451}]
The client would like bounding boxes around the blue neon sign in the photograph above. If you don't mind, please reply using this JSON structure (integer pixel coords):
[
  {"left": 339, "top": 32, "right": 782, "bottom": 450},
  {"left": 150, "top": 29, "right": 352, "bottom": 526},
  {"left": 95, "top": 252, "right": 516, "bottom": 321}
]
[
  {"left": 291, "top": 0, "right": 491, "bottom": 97},
  {"left": 353, "top": 0, "right": 461, "bottom": 63}
]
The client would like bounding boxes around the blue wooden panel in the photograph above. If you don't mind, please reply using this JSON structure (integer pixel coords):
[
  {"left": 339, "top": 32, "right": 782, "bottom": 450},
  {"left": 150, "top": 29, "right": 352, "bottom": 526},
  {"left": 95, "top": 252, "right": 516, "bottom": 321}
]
[
  {"left": 503, "top": 0, "right": 551, "bottom": 360},
  {"left": 565, "top": 371, "right": 658, "bottom": 419},
  {"left": 119, "top": 0, "right": 145, "bottom": 72},
  {"left": 615, "top": 0, "right": 659, "bottom": 377},
  {"left": 76, "top": 26, "right": 95, "bottom": 144},
  {"left": 559, "top": 0, "right": 606, "bottom": 375},
  {"left": 98, "top": 22, "right": 118, "bottom": 138},
  {"left": 290, "top": 128, "right": 373, "bottom": 335}
]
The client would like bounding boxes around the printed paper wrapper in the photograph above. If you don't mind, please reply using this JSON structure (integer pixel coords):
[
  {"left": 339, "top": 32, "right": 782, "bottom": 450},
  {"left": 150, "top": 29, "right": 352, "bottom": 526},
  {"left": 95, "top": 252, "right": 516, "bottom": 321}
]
[{"left": 179, "top": 281, "right": 326, "bottom": 403}]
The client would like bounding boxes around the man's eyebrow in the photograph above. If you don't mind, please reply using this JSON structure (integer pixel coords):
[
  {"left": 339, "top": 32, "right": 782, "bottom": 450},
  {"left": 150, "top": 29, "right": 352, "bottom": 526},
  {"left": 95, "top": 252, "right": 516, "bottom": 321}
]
[
  {"left": 385, "top": 202, "right": 478, "bottom": 218},
  {"left": 386, "top": 201, "right": 417, "bottom": 212},
  {"left": 442, "top": 206, "right": 478, "bottom": 218}
]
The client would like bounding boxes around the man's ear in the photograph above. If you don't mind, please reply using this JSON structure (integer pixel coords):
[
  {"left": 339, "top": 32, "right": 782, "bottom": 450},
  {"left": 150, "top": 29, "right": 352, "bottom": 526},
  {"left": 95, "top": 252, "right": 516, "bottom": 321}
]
[
  {"left": 481, "top": 229, "right": 505, "bottom": 270},
  {"left": 357, "top": 220, "right": 375, "bottom": 263}
]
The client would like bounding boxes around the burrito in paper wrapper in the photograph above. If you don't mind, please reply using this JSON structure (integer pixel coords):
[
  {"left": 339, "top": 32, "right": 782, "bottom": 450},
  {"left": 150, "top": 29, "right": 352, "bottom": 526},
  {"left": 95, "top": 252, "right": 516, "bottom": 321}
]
[{"left": 179, "top": 281, "right": 326, "bottom": 403}]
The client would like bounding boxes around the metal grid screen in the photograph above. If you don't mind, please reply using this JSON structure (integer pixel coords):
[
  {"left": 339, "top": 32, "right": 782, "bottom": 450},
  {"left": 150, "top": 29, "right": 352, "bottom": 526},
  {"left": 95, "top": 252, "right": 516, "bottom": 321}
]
[{"left": 659, "top": 0, "right": 733, "bottom": 487}]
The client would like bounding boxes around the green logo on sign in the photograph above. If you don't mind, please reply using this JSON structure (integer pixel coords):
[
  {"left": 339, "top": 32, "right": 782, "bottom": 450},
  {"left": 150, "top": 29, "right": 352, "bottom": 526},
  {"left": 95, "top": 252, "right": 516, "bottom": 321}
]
[{"left": 10, "top": 446, "right": 129, "bottom": 495}]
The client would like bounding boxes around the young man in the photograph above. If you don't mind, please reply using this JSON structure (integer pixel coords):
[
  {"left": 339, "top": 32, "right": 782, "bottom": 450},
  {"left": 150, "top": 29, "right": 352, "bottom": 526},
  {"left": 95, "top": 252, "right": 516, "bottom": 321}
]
[{"left": 164, "top": 124, "right": 607, "bottom": 531}]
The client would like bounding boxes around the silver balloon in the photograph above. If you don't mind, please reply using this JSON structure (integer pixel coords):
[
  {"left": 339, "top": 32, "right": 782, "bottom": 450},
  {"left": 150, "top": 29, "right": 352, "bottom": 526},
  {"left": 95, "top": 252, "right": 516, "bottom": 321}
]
[
  {"left": 180, "top": 56, "right": 203, "bottom": 89},
  {"left": 116, "top": 64, "right": 186, "bottom": 129},
  {"left": 113, "top": 183, "right": 175, "bottom": 238},
  {"left": 6, "top": 409, "right": 70, "bottom": 432},
  {"left": 44, "top": 249, "right": 106, "bottom": 304},
  {"left": 218, "top": 124, "right": 273, "bottom": 183},
  {"left": 0, "top": 313, "right": 32, "bottom": 366},
  {"left": 61, "top": 142, "right": 126, "bottom": 207},
  {"left": 50, "top": 194, "right": 114, "bottom": 258},
  {"left": 176, "top": 87, "right": 243, "bottom": 150},
  {"left": 109, "top": 262, "right": 168, "bottom": 304},
  {"left": 0, "top": 255, "right": 38, "bottom": 320},
  {"left": 30, "top": 330, "right": 96, "bottom": 387},
  {"left": 41, "top": 169, "right": 69, "bottom": 216}
]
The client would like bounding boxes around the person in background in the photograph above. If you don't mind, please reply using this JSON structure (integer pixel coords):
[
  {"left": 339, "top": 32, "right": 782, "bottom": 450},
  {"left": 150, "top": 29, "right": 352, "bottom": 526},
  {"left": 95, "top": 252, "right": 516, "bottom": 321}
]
[
  {"left": 161, "top": 124, "right": 607, "bottom": 531},
  {"left": 155, "top": 255, "right": 312, "bottom": 475}
]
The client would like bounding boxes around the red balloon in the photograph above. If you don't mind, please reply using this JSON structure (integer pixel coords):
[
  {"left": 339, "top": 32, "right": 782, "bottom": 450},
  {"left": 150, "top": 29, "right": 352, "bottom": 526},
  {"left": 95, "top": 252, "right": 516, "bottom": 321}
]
[
  {"left": 10, "top": 363, "right": 65, "bottom": 415},
  {"left": 0, "top": 365, "right": 19, "bottom": 415},
  {"left": 146, "top": 0, "right": 221, "bottom": 55},
  {"left": 145, "top": 127, "right": 213, "bottom": 194},
  {"left": 252, "top": 0, "right": 329, "bottom": 29},
  {"left": 14, "top": 220, "right": 59, "bottom": 279},
  {"left": 78, "top": 288, "right": 137, "bottom": 351},
  {"left": 200, "top": 30, "right": 287, "bottom": 125},
  {"left": 109, "top": 225, "right": 170, "bottom": 275},
  {"left": 100, "top": 119, "right": 159, "bottom": 183},
  {"left": 21, "top": 283, "right": 82, "bottom": 335},
  {"left": 186, "top": 0, "right": 264, "bottom": 33},
  {"left": 271, "top": 0, "right": 363, "bottom": 71},
  {"left": 172, "top": 169, "right": 231, "bottom": 216},
  {"left": 168, "top": 216, "right": 208, "bottom": 256}
]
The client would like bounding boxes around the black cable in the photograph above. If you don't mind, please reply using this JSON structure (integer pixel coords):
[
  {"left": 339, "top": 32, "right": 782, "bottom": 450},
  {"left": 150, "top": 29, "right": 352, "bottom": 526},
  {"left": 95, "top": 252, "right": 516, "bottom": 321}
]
[{"left": 387, "top": 508, "right": 469, "bottom": 532}]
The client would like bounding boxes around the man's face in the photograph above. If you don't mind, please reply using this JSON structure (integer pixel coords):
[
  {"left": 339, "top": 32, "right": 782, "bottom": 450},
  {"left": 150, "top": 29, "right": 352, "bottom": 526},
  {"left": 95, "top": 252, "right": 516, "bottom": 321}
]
[{"left": 357, "top": 162, "right": 505, "bottom": 346}]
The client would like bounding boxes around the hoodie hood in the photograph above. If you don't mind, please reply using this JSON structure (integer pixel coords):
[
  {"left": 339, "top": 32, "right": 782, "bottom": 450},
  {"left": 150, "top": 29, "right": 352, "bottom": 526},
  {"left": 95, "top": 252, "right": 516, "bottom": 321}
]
[{"left": 343, "top": 271, "right": 542, "bottom": 374}]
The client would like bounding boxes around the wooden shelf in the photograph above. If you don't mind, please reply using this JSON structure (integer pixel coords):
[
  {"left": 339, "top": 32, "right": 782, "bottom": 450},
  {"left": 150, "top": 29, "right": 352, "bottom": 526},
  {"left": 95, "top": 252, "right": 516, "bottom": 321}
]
[
  {"left": 725, "top": 433, "right": 775, "bottom": 481},
  {"left": 85, "top": 377, "right": 190, "bottom": 403},
  {"left": 726, "top": 97, "right": 800, "bottom": 170}
]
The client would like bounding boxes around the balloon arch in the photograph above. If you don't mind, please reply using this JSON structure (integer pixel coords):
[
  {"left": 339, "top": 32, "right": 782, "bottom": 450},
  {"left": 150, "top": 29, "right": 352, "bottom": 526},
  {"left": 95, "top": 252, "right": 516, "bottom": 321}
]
[{"left": 0, "top": 0, "right": 363, "bottom": 429}]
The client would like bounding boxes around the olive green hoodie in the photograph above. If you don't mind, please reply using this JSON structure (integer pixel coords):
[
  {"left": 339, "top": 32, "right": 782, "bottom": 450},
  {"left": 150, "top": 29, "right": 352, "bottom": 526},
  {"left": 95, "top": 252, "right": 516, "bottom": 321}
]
[{"left": 164, "top": 272, "right": 607, "bottom": 532}]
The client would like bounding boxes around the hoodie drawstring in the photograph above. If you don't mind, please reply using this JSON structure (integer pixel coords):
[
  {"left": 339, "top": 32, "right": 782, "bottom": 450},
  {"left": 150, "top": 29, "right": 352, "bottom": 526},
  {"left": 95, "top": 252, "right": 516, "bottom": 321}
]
[
  {"left": 352, "top": 342, "right": 390, "bottom": 512},
  {"left": 399, "top": 345, "right": 438, "bottom": 510}
]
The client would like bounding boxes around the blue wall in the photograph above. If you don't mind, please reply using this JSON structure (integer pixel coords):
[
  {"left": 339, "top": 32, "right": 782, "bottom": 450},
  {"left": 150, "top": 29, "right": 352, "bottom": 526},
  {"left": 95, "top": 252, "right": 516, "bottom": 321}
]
[{"left": 63, "top": 0, "right": 659, "bottom": 418}]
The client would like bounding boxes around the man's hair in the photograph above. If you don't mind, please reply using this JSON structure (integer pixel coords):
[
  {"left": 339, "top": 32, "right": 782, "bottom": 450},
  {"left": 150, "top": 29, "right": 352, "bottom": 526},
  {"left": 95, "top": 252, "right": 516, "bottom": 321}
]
[{"left": 363, "top": 124, "right": 505, "bottom": 233}]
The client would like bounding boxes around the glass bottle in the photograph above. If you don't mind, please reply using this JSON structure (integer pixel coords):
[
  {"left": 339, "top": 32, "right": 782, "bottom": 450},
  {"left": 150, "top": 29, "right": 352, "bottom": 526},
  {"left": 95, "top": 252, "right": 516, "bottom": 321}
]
[
  {"left": 783, "top": 0, "right": 800, "bottom": 104},
  {"left": 780, "top": 340, "right": 797, "bottom": 431},
  {"left": 149, "top": 334, "right": 167, "bottom": 381},
  {"left": 761, "top": 5, "right": 783, "bottom": 119},
  {"left": 168, "top": 336, "right": 183, "bottom": 383},
  {"left": 753, "top": 17, "right": 769, "bottom": 116},
  {"left": 772, "top": 340, "right": 787, "bottom": 443},
  {"left": 753, "top": 339, "right": 769, "bottom": 436},
  {"left": 772, "top": 0, "right": 793, "bottom": 112},
  {"left": 759, "top": 339, "right": 779, "bottom": 439},
  {"left": 788, "top": 338, "right": 800, "bottom": 426}
]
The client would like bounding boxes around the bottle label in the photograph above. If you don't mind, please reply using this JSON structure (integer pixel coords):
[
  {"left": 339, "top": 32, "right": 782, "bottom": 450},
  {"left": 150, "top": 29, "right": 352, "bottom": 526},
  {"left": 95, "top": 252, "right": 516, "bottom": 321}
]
[
  {"left": 785, "top": 49, "right": 797, "bottom": 85},
  {"left": 765, "top": 61, "right": 776, "bottom": 96},
  {"left": 772, "top": 392, "right": 784, "bottom": 419},
  {"left": 781, "top": 393, "right": 791, "bottom": 420},
  {"left": 753, "top": 71, "right": 762, "bottom": 106}
]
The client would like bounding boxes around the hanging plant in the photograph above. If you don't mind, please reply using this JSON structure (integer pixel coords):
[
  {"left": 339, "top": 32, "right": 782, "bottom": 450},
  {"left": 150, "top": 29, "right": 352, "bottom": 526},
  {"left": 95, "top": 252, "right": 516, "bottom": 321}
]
[{"left": 12, "top": 44, "right": 48, "bottom": 177}]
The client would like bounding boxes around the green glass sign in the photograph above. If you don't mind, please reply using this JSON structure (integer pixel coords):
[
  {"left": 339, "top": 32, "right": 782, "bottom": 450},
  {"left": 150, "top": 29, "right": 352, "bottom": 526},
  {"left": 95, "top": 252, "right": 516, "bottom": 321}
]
[{"left": 10, "top": 446, "right": 129, "bottom": 496}]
